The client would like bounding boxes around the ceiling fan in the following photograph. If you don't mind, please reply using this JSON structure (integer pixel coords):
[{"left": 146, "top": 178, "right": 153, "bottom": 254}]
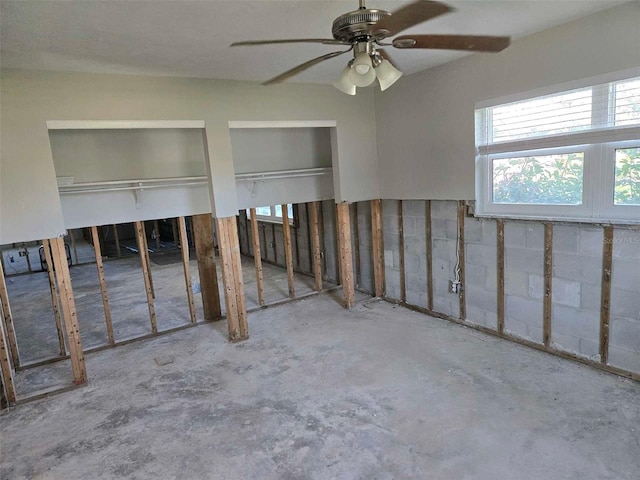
[{"left": 231, "top": 0, "right": 510, "bottom": 95}]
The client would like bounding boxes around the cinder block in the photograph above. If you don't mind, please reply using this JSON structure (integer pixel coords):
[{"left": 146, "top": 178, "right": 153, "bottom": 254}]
[
  {"left": 403, "top": 215, "right": 417, "bottom": 237},
  {"left": 383, "top": 214, "right": 398, "bottom": 233},
  {"left": 528, "top": 274, "right": 544, "bottom": 300},
  {"left": 433, "top": 278, "right": 452, "bottom": 296},
  {"left": 434, "top": 295, "right": 460, "bottom": 318},
  {"left": 382, "top": 199, "right": 399, "bottom": 216},
  {"left": 610, "top": 288, "right": 640, "bottom": 319},
  {"left": 404, "top": 253, "right": 422, "bottom": 274},
  {"left": 484, "top": 263, "right": 497, "bottom": 291},
  {"left": 551, "top": 332, "right": 582, "bottom": 356},
  {"left": 553, "top": 253, "right": 601, "bottom": 284},
  {"left": 552, "top": 225, "right": 580, "bottom": 254},
  {"left": 505, "top": 270, "right": 529, "bottom": 297},
  {"left": 431, "top": 218, "right": 457, "bottom": 240},
  {"left": 505, "top": 295, "right": 543, "bottom": 328},
  {"left": 466, "top": 284, "right": 497, "bottom": 313},
  {"left": 612, "top": 259, "right": 640, "bottom": 293},
  {"left": 384, "top": 249, "right": 394, "bottom": 267},
  {"left": 610, "top": 316, "right": 640, "bottom": 351},
  {"left": 466, "top": 306, "right": 498, "bottom": 330},
  {"left": 580, "top": 283, "right": 602, "bottom": 311},
  {"left": 432, "top": 238, "right": 458, "bottom": 263},
  {"left": 552, "top": 304, "right": 600, "bottom": 339},
  {"left": 504, "top": 222, "right": 527, "bottom": 247},
  {"left": 405, "top": 236, "right": 426, "bottom": 258},
  {"left": 578, "top": 227, "right": 604, "bottom": 257},
  {"left": 612, "top": 229, "right": 640, "bottom": 260},
  {"left": 464, "top": 217, "right": 483, "bottom": 243},
  {"left": 430, "top": 200, "right": 458, "bottom": 220},
  {"left": 465, "top": 243, "right": 496, "bottom": 267},
  {"left": 464, "top": 263, "right": 486, "bottom": 286},
  {"left": 403, "top": 200, "right": 426, "bottom": 217},
  {"left": 608, "top": 345, "right": 640, "bottom": 374},
  {"left": 524, "top": 223, "right": 544, "bottom": 250},
  {"left": 552, "top": 278, "right": 581, "bottom": 308},
  {"left": 505, "top": 247, "right": 543, "bottom": 274},
  {"left": 432, "top": 258, "right": 452, "bottom": 279},
  {"left": 481, "top": 219, "right": 498, "bottom": 246},
  {"left": 406, "top": 290, "right": 424, "bottom": 308}
]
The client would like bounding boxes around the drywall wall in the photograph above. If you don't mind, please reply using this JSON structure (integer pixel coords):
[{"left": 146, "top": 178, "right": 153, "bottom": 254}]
[
  {"left": 49, "top": 128, "right": 211, "bottom": 228},
  {"left": 230, "top": 128, "right": 332, "bottom": 174},
  {"left": 0, "top": 70, "right": 379, "bottom": 244},
  {"left": 375, "top": 2, "right": 640, "bottom": 200}
]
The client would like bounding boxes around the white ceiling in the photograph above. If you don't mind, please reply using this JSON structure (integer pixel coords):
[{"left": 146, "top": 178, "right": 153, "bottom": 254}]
[{"left": 0, "top": 0, "right": 628, "bottom": 84}]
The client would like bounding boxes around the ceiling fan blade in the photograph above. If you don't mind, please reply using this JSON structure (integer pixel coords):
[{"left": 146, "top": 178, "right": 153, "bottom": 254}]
[
  {"left": 231, "top": 39, "right": 350, "bottom": 47},
  {"left": 393, "top": 34, "right": 510, "bottom": 52},
  {"left": 262, "top": 49, "right": 352, "bottom": 85},
  {"left": 372, "top": 0, "right": 453, "bottom": 39}
]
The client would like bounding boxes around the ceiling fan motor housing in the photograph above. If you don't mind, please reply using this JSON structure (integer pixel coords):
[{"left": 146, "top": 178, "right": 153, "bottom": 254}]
[{"left": 331, "top": 9, "right": 391, "bottom": 42}]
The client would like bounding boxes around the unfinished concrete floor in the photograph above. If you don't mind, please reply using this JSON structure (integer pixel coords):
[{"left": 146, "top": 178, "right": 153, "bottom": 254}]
[
  {"left": 1, "top": 295, "right": 639, "bottom": 479},
  {"left": 7, "top": 251, "right": 330, "bottom": 397}
]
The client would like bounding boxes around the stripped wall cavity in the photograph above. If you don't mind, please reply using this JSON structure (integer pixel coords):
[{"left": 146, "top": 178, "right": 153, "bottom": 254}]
[{"left": 372, "top": 199, "right": 640, "bottom": 379}]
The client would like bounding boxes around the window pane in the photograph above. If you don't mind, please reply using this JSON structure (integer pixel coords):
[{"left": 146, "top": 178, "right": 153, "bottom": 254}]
[
  {"left": 274, "top": 205, "right": 282, "bottom": 217},
  {"left": 615, "top": 147, "right": 640, "bottom": 205},
  {"left": 256, "top": 206, "right": 271, "bottom": 216},
  {"left": 287, "top": 204, "right": 294, "bottom": 218},
  {"left": 491, "top": 88, "right": 592, "bottom": 143},
  {"left": 492, "top": 152, "right": 584, "bottom": 205},
  {"left": 615, "top": 78, "right": 640, "bottom": 127}
]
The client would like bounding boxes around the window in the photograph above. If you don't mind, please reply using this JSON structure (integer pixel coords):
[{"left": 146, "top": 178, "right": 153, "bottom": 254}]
[
  {"left": 475, "top": 70, "right": 640, "bottom": 223},
  {"left": 246, "top": 204, "right": 294, "bottom": 224}
]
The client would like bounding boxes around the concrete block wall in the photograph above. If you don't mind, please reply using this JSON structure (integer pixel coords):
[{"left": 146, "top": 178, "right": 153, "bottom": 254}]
[
  {"left": 352, "top": 202, "right": 375, "bottom": 295},
  {"left": 550, "top": 225, "right": 602, "bottom": 359},
  {"left": 609, "top": 229, "right": 640, "bottom": 373},
  {"left": 464, "top": 217, "right": 498, "bottom": 330},
  {"left": 237, "top": 202, "right": 339, "bottom": 284},
  {"left": 504, "top": 222, "right": 545, "bottom": 343},
  {"left": 382, "top": 200, "right": 403, "bottom": 302},
  {"left": 402, "top": 200, "right": 428, "bottom": 308},
  {"left": 430, "top": 201, "right": 460, "bottom": 318}
]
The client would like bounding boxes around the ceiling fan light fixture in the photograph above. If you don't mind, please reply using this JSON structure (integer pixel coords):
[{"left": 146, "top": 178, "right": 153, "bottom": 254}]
[
  {"left": 333, "top": 66, "right": 357, "bottom": 95},
  {"left": 348, "top": 53, "right": 376, "bottom": 87},
  {"left": 375, "top": 59, "right": 403, "bottom": 91}
]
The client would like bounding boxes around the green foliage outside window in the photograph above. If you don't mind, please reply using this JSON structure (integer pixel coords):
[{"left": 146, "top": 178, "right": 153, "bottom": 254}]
[
  {"left": 615, "top": 148, "right": 640, "bottom": 205},
  {"left": 492, "top": 153, "right": 584, "bottom": 205}
]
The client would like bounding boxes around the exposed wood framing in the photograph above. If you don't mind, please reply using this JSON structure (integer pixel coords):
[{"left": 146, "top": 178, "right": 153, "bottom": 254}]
[
  {"left": 335, "top": 204, "right": 342, "bottom": 284},
  {"left": 336, "top": 203, "right": 355, "bottom": 309},
  {"left": 42, "top": 239, "right": 66, "bottom": 356},
  {"left": 69, "top": 229, "right": 79, "bottom": 265},
  {"left": 178, "top": 217, "right": 197, "bottom": 324},
  {"left": 425, "top": 200, "right": 434, "bottom": 311},
  {"left": 543, "top": 223, "right": 553, "bottom": 347},
  {"left": 50, "top": 237, "right": 87, "bottom": 384},
  {"left": 249, "top": 209, "right": 266, "bottom": 306},
  {"left": 172, "top": 219, "right": 179, "bottom": 248},
  {"left": 457, "top": 201, "right": 466, "bottom": 320},
  {"left": 113, "top": 224, "right": 121, "bottom": 257},
  {"left": 271, "top": 224, "right": 277, "bottom": 264},
  {"left": 353, "top": 203, "right": 361, "bottom": 288},
  {"left": 0, "top": 299, "right": 17, "bottom": 404},
  {"left": 319, "top": 202, "right": 327, "bottom": 281},
  {"left": 294, "top": 205, "right": 301, "bottom": 269},
  {"left": 90, "top": 227, "right": 115, "bottom": 346},
  {"left": 153, "top": 220, "right": 161, "bottom": 250},
  {"left": 370, "top": 199, "right": 385, "bottom": 297},
  {"left": 282, "top": 205, "right": 296, "bottom": 298},
  {"left": 496, "top": 220, "right": 505, "bottom": 335},
  {"left": 140, "top": 222, "right": 155, "bottom": 299},
  {"left": 398, "top": 200, "right": 406, "bottom": 303},
  {"left": 216, "top": 216, "right": 249, "bottom": 342},
  {"left": 600, "top": 226, "right": 614, "bottom": 364},
  {"left": 135, "top": 221, "right": 158, "bottom": 333},
  {"left": 309, "top": 202, "right": 323, "bottom": 292},
  {"left": 305, "top": 203, "right": 313, "bottom": 273},
  {"left": 0, "top": 259, "right": 19, "bottom": 368},
  {"left": 192, "top": 214, "right": 222, "bottom": 321}
]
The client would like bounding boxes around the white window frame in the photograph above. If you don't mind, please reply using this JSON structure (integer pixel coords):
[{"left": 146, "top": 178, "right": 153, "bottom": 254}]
[
  {"left": 475, "top": 68, "right": 640, "bottom": 224},
  {"left": 246, "top": 205, "right": 294, "bottom": 225}
]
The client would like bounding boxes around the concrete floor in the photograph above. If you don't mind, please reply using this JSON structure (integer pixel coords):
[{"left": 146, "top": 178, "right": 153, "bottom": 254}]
[
  {"left": 6, "top": 250, "right": 328, "bottom": 397},
  {"left": 1, "top": 295, "right": 638, "bottom": 479}
]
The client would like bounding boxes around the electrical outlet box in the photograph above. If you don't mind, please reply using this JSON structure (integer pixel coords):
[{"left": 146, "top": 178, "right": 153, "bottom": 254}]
[{"left": 449, "top": 280, "right": 461, "bottom": 294}]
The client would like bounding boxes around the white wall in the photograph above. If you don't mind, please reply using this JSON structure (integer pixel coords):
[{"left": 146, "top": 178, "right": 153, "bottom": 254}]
[
  {"left": 0, "top": 71, "right": 379, "bottom": 244},
  {"left": 375, "top": 2, "right": 640, "bottom": 201}
]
